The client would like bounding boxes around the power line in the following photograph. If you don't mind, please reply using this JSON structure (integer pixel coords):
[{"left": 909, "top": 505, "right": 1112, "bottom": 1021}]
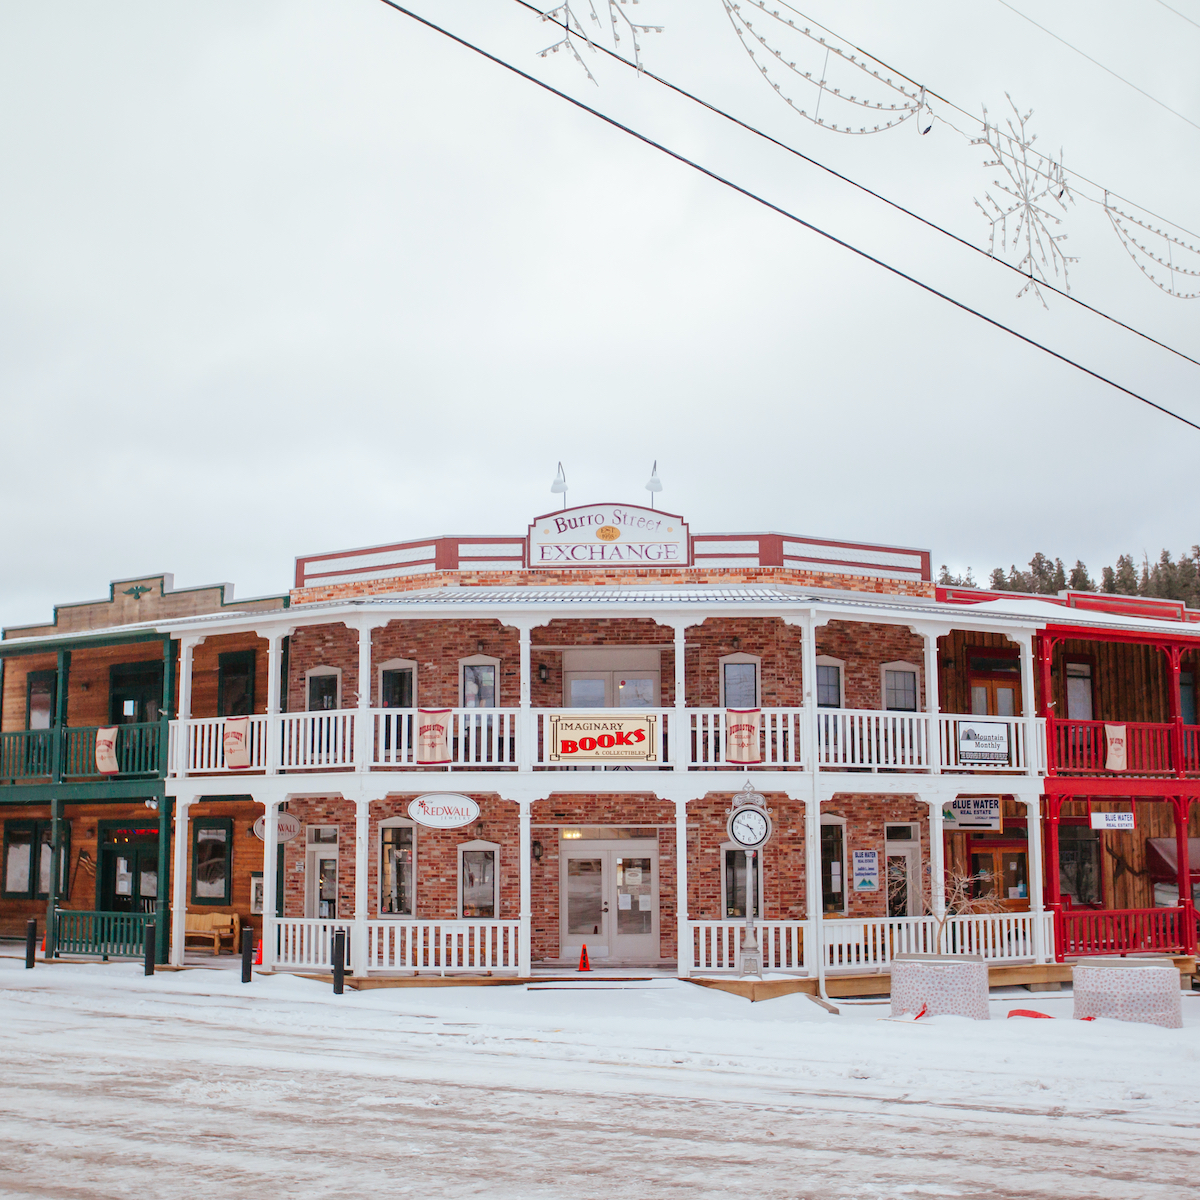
[
  {"left": 516, "top": 0, "right": 1200, "bottom": 369},
  {"left": 995, "top": 0, "right": 1200, "bottom": 134},
  {"left": 1155, "top": 0, "right": 1200, "bottom": 31},
  {"left": 373, "top": 0, "right": 1200, "bottom": 433}
]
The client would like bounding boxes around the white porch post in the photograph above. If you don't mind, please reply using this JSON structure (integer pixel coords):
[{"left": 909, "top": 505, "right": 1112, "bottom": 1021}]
[
  {"left": 175, "top": 638, "right": 200, "bottom": 780},
  {"left": 675, "top": 797, "right": 689, "bottom": 977},
  {"left": 354, "top": 797, "right": 371, "bottom": 976},
  {"left": 798, "top": 612, "right": 825, "bottom": 984},
  {"left": 922, "top": 630, "right": 942, "bottom": 773},
  {"left": 169, "top": 795, "right": 193, "bottom": 966},
  {"left": 672, "top": 621, "right": 687, "bottom": 771},
  {"left": 262, "top": 798, "right": 281, "bottom": 970},
  {"left": 925, "top": 795, "right": 947, "bottom": 919},
  {"left": 259, "top": 630, "right": 286, "bottom": 775},
  {"left": 1016, "top": 632, "right": 1040, "bottom": 773},
  {"left": 354, "top": 622, "right": 377, "bottom": 773},
  {"left": 1023, "top": 793, "right": 1047, "bottom": 961},
  {"left": 518, "top": 798, "right": 532, "bottom": 975},
  {"left": 517, "top": 624, "right": 532, "bottom": 771}
]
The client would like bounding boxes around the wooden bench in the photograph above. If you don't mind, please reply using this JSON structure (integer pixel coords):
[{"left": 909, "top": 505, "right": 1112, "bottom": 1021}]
[{"left": 184, "top": 912, "right": 241, "bottom": 955}]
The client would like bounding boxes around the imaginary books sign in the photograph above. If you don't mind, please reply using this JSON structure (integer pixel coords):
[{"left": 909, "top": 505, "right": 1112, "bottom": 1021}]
[
  {"left": 528, "top": 504, "right": 689, "bottom": 569},
  {"left": 548, "top": 714, "right": 659, "bottom": 763}
]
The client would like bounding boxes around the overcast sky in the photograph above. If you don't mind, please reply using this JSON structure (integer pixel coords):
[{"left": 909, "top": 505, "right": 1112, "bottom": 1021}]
[{"left": 2, "top": 0, "right": 1198, "bottom": 626}]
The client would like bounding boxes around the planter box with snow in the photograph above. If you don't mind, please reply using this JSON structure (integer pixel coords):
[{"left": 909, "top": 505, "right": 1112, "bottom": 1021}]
[
  {"left": 890, "top": 953, "right": 989, "bottom": 1021},
  {"left": 1072, "top": 957, "right": 1182, "bottom": 1028}
]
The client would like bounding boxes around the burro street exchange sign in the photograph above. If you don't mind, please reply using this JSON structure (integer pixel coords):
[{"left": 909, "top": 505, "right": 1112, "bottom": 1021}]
[{"left": 528, "top": 503, "right": 689, "bottom": 568}]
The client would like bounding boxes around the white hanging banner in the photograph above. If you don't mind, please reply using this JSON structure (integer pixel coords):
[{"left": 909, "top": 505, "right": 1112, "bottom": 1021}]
[
  {"left": 725, "top": 709, "right": 761, "bottom": 764},
  {"left": 416, "top": 708, "right": 452, "bottom": 764},
  {"left": 1104, "top": 724, "right": 1127, "bottom": 772},
  {"left": 223, "top": 716, "right": 251, "bottom": 769},
  {"left": 95, "top": 727, "right": 120, "bottom": 775}
]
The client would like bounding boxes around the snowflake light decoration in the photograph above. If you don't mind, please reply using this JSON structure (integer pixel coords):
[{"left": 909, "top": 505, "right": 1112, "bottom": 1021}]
[
  {"left": 1104, "top": 196, "right": 1200, "bottom": 300},
  {"left": 539, "top": 1, "right": 663, "bottom": 83},
  {"left": 972, "top": 96, "right": 1076, "bottom": 306}
]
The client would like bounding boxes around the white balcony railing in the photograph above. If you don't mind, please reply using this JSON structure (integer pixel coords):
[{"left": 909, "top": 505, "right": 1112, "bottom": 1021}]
[
  {"left": 687, "top": 920, "right": 809, "bottom": 973},
  {"left": 275, "top": 918, "right": 355, "bottom": 970},
  {"left": 168, "top": 709, "right": 1045, "bottom": 776},
  {"left": 365, "top": 920, "right": 521, "bottom": 973}
]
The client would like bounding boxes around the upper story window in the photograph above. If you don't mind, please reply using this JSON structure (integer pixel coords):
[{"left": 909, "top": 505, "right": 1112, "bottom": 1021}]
[
  {"left": 883, "top": 662, "right": 919, "bottom": 712},
  {"left": 379, "top": 660, "right": 416, "bottom": 708},
  {"left": 1182, "top": 670, "right": 1196, "bottom": 727},
  {"left": 460, "top": 655, "right": 500, "bottom": 708},
  {"left": 306, "top": 666, "right": 341, "bottom": 711},
  {"left": 26, "top": 671, "right": 56, "bottom": 730},
  {"left": 218, "top": 651, "right": 255, "bottom": 717},
  {"left": 1065, "top": 661, "right": 1093, "bottom": 721},
  {"left": 562, "top": 648, "right": 660, "bottom": 708},
  {"left": 718, "top": 653, "right": 760, "bottom": 708},
  {"left": 110, "top": 661, "right": 163, "bottom": 725},
  {"left": 815, "top": 657, "right": 844, "bottom": 708}
]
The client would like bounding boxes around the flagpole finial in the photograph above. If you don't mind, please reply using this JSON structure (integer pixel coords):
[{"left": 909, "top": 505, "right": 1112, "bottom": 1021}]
[{"left": 645, "top": 460, "right": 663, "bottom": 509}]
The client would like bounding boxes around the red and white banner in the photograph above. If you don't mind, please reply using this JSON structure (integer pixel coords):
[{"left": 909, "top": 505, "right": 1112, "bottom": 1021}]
[
  {"left": 223, "top": 716, "right": 251, "bottom": 769},
  {"left": 95, "top": 727, "right": 120, "bottom": 774},
  {"left": 416, "top": 708, "right": 452, "bottom": 764},
  {"left": 1105, "top": 724, "right": 1127, "bottom": 772},
  {"left": 725, "top": 709, "right": 761, "bottom": 765}
]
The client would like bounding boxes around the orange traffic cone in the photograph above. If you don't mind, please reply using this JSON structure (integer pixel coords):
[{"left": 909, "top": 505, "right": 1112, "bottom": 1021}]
[
  {"left": 254, "top": 939, "right": 262, "bottom": 966},
  {"left": 40, "top": 934, "right": 45, "bottom": 954},
  {"left": 577, "top": 944, "right": 591, "bottom": 972}
]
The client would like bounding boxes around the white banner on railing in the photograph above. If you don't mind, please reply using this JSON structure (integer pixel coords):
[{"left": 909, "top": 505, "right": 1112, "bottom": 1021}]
[
  {"left": 95, "top": 727, "right": 119, "bottom": 774},
  {"left": 223, "top": 716, "right": 251, "bottom": 768},
  {"left": 725, "top": 709, "right": 760, "bottom": 764},
  {"left": 1105, "top": 724, "right": 1127, "bottom": 772},
  {"left": 416, "top": 708, "right": 451, "bottom": 764}
]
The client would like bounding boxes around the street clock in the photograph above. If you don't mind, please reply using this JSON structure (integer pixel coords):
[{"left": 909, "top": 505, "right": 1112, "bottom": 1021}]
[{"left": 726, "top": 782, "right": 772, "bottom": 850}]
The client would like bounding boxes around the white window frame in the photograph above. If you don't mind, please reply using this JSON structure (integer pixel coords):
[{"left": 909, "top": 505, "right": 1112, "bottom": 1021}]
[
  {"left": 377, "top": 816, "right": 417, "bottom": 919},
  {"left": 459, "top": 654, "right": 501, "bottom": 709},
  {"left": 457, "top": 838, "right": 501, "bottom": 919},
  {"left": 718, "top": 653, "right": 761, "bottom": 708},
  {"left": 377, "top": 657, "right": 417, "bottom": 710},
  {"left": 719, "top": 840, "right": 766, "bottom": 919},
  {"left": 820, "top": 814, "right": 848, "bottom": 916},
  {"left": 881, "top": 660, "right": 921, "bottom": 712},
  {"left": 305, "top": 664, "right": 342, "bottom": 711},
  {"left": 304, "top": 825, "right": 339, "bottom": 919},
  {"left": 815, "top": 655, "right": 846, "bottom": 709}
]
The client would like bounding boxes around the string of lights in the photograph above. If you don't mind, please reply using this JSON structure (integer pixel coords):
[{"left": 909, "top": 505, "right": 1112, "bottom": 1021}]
[
  {"left": 510, "top": 0, "right": 1200, "bottom": 366},
  {"left": 373, "top": 0, "right": 1200, "bottom": 433}
]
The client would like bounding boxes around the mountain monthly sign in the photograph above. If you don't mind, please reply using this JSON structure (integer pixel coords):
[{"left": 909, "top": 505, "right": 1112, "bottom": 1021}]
[{"left": 528, "top": 503, "right": 689, "bottom": 569}]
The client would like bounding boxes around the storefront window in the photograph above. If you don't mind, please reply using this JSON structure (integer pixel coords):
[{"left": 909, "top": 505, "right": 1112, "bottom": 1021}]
[
  {"left": 820, "top": 823, "right": 846, "bottom": 913},
  {"left": 192, "top": 819, "right": 232, "bottom": 904},
  {"left": 1059, "top": 826, "right": 1101, "bottom": 905},
  {"left": 3, "top": 821, "right": 70, "bottom": 900},
  {"left": 723, "top": 847, "right": 759, "bottom": 918},
  {"left": 381, "top": 825, "right": 414, "bottom": 916},
  {"left": 461, "top": 849, "right": 496, "bottom": 918}
]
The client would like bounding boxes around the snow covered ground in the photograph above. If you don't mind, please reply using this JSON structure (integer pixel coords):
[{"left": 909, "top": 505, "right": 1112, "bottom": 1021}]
[{"left": 0, "top": 959, "right": 1197, "bottom": 1199}]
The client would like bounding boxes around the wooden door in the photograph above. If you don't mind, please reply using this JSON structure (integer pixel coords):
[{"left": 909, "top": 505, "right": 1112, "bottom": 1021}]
[{"left": 969, "top": 847, "right": 1030, "bottom": 911}]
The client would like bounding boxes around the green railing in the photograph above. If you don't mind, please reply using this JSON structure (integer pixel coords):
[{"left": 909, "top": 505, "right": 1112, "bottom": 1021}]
[
  {"left": 55, "top": 910, "right": 151, "bottom": 959},
  {"left": 0, "top": 729, "right": 54, "bottom": 780}
]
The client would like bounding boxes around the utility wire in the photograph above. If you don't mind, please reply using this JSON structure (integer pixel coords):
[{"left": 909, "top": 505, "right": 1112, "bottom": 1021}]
[
  {"left": 516, "top": 0, "right": 1200, "bottom": 369},
  {"left": 373, "top": 0, "right": 1200, "bottom": 433},
  {"left": 769, "top": 0, "right": 1200, "bottom": 243},
  {"left": 1155, "top": 0, "right": 1200, "bottom": 31},
  {"left": 995, "top": 0, "right": 1200, "bottom": 134}
]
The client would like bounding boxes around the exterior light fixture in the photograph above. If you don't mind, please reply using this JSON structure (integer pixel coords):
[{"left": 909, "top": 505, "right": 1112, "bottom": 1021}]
[
  {"left": 538, "top": 663, "right": 549, "bottom": 683},
  {"left": 550, "top": 462, "right": 568, "bottom": 510},
  {"left": 477, "top": 640, "right": 485, "bottom": 654},
  {"left": 644, "top": 460, "right": 663, "bottom": 509},
  {"left": 732, "top": 637, "right": 740, "bottom": 651},
  {"left": 531, "top": 840, "right": 543, "bottom": 860}
]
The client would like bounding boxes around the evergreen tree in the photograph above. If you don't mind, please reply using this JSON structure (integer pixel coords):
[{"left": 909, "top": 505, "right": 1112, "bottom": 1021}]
[
  {"left": 1068, "top": 560, "right": 1094, "bottom": 591},
  {"left": 1113, "top": 554, "right": 1139, "bottom": 595},
  {"left": 1101, "top": 565, "right": 1116, "bottom": 593},
  {"left": 989, "top": 567, "right": 1008, "bottom": 591}
]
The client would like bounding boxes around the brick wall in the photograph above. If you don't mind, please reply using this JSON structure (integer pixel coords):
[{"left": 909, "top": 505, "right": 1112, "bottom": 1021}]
[{"left": 816, "top": 621, "right": 928, "bottom": 710}]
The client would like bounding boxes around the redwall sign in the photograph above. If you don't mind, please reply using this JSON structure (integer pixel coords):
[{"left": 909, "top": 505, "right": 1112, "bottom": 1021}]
[
  {"left": 408, "top": 794, "right": 481, "bottom": 829},
  {"left": 528, "top": 504, "right": 689, "bottom": 569}
]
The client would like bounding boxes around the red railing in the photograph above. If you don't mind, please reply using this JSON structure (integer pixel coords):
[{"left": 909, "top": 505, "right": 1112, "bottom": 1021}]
[
  {"left": 1182, "top": 725, "right": 1200, "bottom": 775},
  {"left": 1054, "top": 905, "right": 1196, "bottom": 962},
  {"left": 1051, "top": 719, "right": 1174, "bottom": 774}
]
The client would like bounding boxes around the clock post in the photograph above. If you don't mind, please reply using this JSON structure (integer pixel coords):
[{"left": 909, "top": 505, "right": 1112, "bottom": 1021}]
[{"left": 726, "top": 782, "right": 772, "bottom": 980}]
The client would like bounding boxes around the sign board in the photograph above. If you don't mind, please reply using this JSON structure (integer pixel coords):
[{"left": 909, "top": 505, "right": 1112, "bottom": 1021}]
[
  {"left": 942, "top": 796, "right": 1003, "bottom": 830},
  {"left": 416, "top": 708, "right": 452, "bottom": 765},
  {"left": 252, "top": 813, "right": 301, "bottom": 843},
  {"left": 956, "top": 720, "right": 1011, "bottom": 764},
  {"left": 408, "top": 794, "right": 480, "bottom": 829},
  {"left": 95, "top": 727, "right": 119, "bottom": 775},
  {"left": 725, "top": 709, "right": 761, "bottom": 764},
  {"left": 853, "top": 849, "right": 879, "bottom": 891},
  {"left": 223, "top": 716, "right": 251, "bottom": 769},
  {"left": 1091, "top": 811, "right": 1136, "bottom": 831},
  {"left": 548, "top": 714, "right": 658, "bottom": 763},
  {"left": 1104, "top": 724, "right": 1127, "bottom": 772},
  {"left": 528, "top": 504, "right": 689, "bottom": 569}
]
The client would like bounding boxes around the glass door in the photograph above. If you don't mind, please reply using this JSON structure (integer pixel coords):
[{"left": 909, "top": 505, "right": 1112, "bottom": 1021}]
[
  {"left": 100, "top": 841, "right": 158, "bottom": 913},
  {"left": 969, "top": 848, "right": 1029, "bottom": 911},
  {"left": 886, "top": 847, "right": 918, "bottom": 917},
  {"left": 560, "top": 843, "right": 659, "bottom": 962}
]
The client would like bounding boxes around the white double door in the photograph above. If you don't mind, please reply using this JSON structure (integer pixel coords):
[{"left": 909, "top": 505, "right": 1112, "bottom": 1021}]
[{"left": 561, "top": 841, "right": 659, "bottom": 962}]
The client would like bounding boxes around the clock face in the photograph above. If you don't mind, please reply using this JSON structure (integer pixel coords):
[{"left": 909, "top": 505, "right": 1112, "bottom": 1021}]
[{"left": 729, "top": 808, "right": 769, "bottom": 847}]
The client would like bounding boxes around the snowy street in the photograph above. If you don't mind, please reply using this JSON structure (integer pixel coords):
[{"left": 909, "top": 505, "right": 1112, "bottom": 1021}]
[{"left": 0, "top": 961, "right": 1197, "bottom": 1199}]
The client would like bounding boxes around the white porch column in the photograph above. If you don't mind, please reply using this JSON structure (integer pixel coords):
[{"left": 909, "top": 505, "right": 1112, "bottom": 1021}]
[
  {"left": 925, "top": 795, "right": 947, "bottom": 919},
  {"left": 169, "top": 795, "right": 194, "bottom": 966},
  {"left": 922, "top": 630, "right": 942, "bottom": 773},
  {"left": 259, "top": 630, "right": 286, "bottom": 776},
  {"left": 517, "top": 624, "right": 532, "bottom": 771},
  {"left": 672, "top": 622, "right": 687, "bottom": 771},
  {"left": 1022, "top": 793, "right": 1047, "bottom": 961},
  {"left": 518, "top": 798, "right": 532, "bottom": 975},
  {"left": 1016, "top": 632, "right": 1040, "bottom": 774},
  {"left": 261, "top": 798, "right": 281, "bottom": 970},
  {"left": 353, "top": 797, "right": 371, "bottom": 976},
  {"left": 675, "top": 797, "right": 689, "bottom": 977},
  {"left": 354, "top": 622, "right": 378, "bottom": 773},
  {"left": 175, "top": 638, "right": 201, "bottom": 780},
  {"left": 803, "top": 789, "right": 823, "bottom": 984}
]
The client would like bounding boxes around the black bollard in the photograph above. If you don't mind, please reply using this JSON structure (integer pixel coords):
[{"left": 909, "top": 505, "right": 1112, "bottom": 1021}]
[
  {"left": 241, "top": 927, "right": 254, "bottom": 984},
  {"left": 25, "top": 918, "right": 37, "bottom": 969},
  {"left": 332, "top": 929, "right": 345, "bottom": 995},
  {"left": 144, "top": 922, "right": 156, "bottom": 977}
]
